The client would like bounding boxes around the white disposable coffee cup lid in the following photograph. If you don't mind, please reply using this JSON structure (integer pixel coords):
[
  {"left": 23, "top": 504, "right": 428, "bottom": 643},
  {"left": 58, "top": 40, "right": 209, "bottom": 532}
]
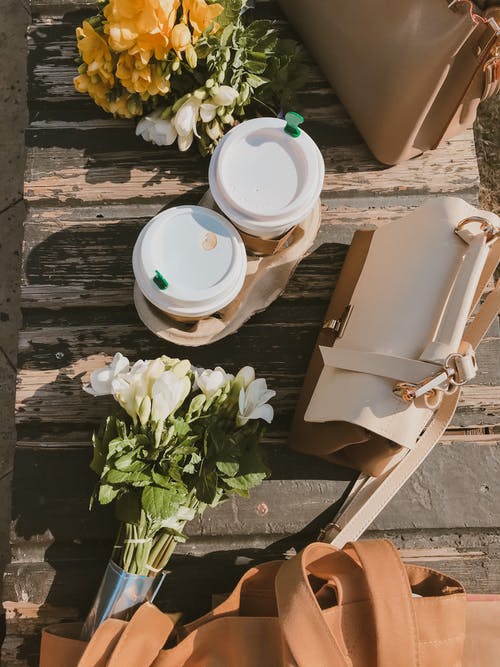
[
  {"left": 133, "top": 205, "right": 247, "bottom": 318},
  {"left": 209, "top": 115, "right": 324, "bottom": 235}
]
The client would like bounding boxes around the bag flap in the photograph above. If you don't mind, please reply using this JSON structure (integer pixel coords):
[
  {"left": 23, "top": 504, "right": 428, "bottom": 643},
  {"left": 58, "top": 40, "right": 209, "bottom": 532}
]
[{"left": 304, "top": 197, "right": 499, "bottom": 450}]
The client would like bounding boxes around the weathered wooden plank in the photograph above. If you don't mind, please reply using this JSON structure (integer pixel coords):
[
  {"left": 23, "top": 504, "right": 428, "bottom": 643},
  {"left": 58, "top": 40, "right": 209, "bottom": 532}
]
[
  {"left": 14, "top": 346, "right": 500, "bottom": 429},
  {"left": 8, "top": 442, "right": 500, "bottom": 549},
  {"left": 29, "top": 0, "right": 278, "bottom": 14},
  {"left": 17, "top": 203, "right": 423, "bottom": 307},
  {"left": 19, "top": 219, "right": 347, "bottom": 308},
  {"left": 24, "top": 132, "right": 479, "bottom": 207}
]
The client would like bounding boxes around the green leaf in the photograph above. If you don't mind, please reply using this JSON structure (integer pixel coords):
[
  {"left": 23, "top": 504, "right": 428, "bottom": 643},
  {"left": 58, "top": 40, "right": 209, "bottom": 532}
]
[
  {"left": 90, "top": 416, "right": 119, "bottom": 476},
  {"left": 246, "top": 73, "right": 268, "bottom": 89},
  {"left": 172, "top": 418, "right": 191, "bottom": 439},
  {"left": 117, "top": 459, "right": 149, "bottom": 474},
  {"left": 141, "top": 486, "right": 181, "bottom": 520},
  {"left": 196, "top": 469, "right": 218, "bottom": 504},
  {"left": 105, "top": 468, "right": 150, "bottom": 486},
  {"left": 216, "top": 459, "right": 239, "bottom": 477},
  {"left": 90, "top": 432, "right": 106, "bottom": 476},
  {"left": 219, "top": 23, "right": 234, "bottom": 48},
  {"left": 217, "top": 0, "right": 245, "bottom": 29},
  {"left": 115, "top": 491, "right": 142, "bottom": 524},
  {"left": 98, "top": 483, "right": 119, "bottom": 505},
  {"left": 152, "top": 469, "right": 174, "bottom": 489},
  {"left": 224, "top": 471, "right": 267, "bottom": 492}
]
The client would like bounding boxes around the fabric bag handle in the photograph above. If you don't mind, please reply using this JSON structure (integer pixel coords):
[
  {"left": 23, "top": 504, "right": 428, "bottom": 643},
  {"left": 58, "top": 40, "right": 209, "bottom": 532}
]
[
  {"left": 343, "top": 541, "right": 419, "bottom": 667},
  {"left": 275, "top": 540, "right": 419, "bottom": 667},
  {"left": 323, "top": 236, "right": 500, "bottom": 546},
  {"left": 77, "top": 603, "right": 175, "bottom": 667}
]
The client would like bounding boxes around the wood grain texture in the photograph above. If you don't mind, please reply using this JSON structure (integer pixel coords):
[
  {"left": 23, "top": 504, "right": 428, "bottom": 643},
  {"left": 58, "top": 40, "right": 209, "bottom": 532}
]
[
  {"left": 4, "top": 0, "right": 499, "bottom": 663},
  {"left": 25, "top": 16, "right": 479, "bottom": 207}
]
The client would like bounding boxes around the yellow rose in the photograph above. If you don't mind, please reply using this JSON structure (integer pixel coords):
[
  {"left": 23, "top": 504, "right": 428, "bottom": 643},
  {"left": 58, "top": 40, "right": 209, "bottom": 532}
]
[
  {"left": 170, "top": 22, "right": 192, "bottom": 53},
  {"left": 181, "top": 0, "right": 223, "bottom": 39}
]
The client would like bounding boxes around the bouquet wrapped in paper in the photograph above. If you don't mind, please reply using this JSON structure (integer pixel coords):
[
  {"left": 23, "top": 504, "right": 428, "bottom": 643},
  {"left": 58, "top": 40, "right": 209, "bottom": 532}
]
[
  {"left": 81, "top": 354, "right": 275, "bottom": 638},
  {"left": 74, "top": 0, "right": 304, "bottom": 154}
]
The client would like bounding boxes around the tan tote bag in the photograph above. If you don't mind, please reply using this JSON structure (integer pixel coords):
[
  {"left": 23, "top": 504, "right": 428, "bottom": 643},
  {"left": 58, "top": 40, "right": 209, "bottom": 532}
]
[
  {"left": 289, "top": 197, "right": 500, "bottom": 546},
  {"left": 39, "top": 539, "right": 500, "bottom": 667},
  {"left": 277, "top": 0, "right": 499, "bottom": 164}
]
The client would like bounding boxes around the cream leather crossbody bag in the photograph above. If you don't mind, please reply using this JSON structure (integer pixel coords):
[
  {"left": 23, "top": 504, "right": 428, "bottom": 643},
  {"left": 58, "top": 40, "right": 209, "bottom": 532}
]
[{"left": 289, "top": 197, "right": 500, "bottom": 546}]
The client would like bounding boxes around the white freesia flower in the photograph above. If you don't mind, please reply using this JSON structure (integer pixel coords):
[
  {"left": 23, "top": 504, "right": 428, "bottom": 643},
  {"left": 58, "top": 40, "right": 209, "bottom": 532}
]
[
  {"left": 237, "top": 378, "right": 276, "bottom": 426},
  {"left": 111, "top": 375, "right": 138, "bottom": 419},
  {"left": 195, "top": 366, "right": 234, "bottom": 399},
  {"left": 206, "top": 120, "right": 223, "bottom": 141},
  {"left": 108, "top": 358, "right": 164, "bottom": 421},
  {"left": 151, "top": 371, "right": 191, "bottom": 422},
  {"left": 84, "top": 353, "right": 130, "bottom": 396},
  {"left": 236, "top": 366, "right": 255, "bottom": 388},
  {"left": 173, "top": 97, "right": 201, "bottom": 151},
  {"left": 211, "top": 85, "right": 238, "bottom": 107},
  {"left": 200, "top": 102, "right": 217, "bottom": 123},
  {"left": 136, "top": 109, "right": 178, "bottom": 146}
]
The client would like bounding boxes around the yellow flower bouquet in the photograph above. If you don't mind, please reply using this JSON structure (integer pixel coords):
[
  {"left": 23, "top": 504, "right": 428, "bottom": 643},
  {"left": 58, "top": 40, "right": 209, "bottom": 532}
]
[{"left": 74, "top": 0, "right": 304, "bottom": 154}]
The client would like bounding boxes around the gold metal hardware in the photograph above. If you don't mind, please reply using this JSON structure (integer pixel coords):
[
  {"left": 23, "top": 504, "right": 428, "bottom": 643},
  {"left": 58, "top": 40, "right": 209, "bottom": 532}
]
[
  {"left": 317, "top": 521, "right": 341, "bottom": 541},
  {"left": 455, "top": 216, "right": 500, "bottom": 243},
  {"left": 393, "top": 351, "right": 477, "bottom": 403},
  {"left": 323, "top": 304, "right": 353, "bottom": 338}
]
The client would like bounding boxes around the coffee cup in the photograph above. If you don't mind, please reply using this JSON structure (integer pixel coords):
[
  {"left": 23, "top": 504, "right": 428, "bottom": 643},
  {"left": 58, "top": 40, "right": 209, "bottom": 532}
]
[
  {"left": 133, "top": 205, "right": 247, "bottom": 321},
  {"left": 208, "top": 115, "right": 324, "bottom": 247}
]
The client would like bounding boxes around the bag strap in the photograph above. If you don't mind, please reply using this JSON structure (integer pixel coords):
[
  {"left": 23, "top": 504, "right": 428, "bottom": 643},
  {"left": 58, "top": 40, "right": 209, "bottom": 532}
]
[
  {"left": 275, "top": 541, "right": 419, "bottom": 667},
  {"left": 77, "top": 603, "right": 175, "bottom": 667},
  {"left": 322, "top": 237, "right": 500, "bottom": 546},
  {"left": 275, "top": 544, "right": 352, "bottom": 667},
  {"left": 343, "top": 541, "right": 419, "bottom": 667},
  {"left": 76, "top": 618, "right": 126, "bottom": 667}
]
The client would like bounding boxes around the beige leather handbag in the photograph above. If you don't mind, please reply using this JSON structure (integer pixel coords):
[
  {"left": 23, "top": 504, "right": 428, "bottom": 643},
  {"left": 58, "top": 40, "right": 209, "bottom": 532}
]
[
  {"left": 289, "top": 197, "right": 500, "bottom": 546},
  {"left": 39, "top": 539, "right": 500, "bottom": 667},
  {"left": 277, "top": 0, "right": 499, "bottom": 164}
]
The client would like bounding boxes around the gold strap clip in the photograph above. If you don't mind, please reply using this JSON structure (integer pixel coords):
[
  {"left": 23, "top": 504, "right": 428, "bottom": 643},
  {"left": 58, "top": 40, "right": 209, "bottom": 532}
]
[
  {"left": 455, "top": 216, "right": 500, "bottom": 243},
  {"left": 393, "top": 351, "right": 477, "bottom": 403}
]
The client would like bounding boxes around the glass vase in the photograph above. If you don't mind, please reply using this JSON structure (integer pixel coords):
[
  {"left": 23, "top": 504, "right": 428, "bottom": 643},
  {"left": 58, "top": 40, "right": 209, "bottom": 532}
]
[{"left": 80, "top": 559, "right": 166, "bottom": 641}]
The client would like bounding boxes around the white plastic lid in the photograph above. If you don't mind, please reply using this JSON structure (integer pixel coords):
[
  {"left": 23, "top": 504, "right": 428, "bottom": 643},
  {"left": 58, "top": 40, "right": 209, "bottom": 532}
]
[
  {"left": 133, "top": 205, "right": 247, "bottom": 318},
  {"left": 209, "top": 117, "right": 324, "bottom": 238}
]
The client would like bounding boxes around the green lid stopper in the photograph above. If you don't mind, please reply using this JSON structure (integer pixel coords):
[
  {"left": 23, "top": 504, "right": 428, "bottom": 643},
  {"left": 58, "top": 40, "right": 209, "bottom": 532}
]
[
  {"left": 284, "top": 111, "right": 304, "bottom": 138},
  {"left": 153, "top": 270, "right": 169, "bottom": 290}
]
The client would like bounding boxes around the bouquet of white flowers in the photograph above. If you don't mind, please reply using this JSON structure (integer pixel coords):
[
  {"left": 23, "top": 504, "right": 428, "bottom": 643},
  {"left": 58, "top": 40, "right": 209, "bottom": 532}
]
[{"left": 81, "top": 353, "right": 274, "bottom": 637}]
